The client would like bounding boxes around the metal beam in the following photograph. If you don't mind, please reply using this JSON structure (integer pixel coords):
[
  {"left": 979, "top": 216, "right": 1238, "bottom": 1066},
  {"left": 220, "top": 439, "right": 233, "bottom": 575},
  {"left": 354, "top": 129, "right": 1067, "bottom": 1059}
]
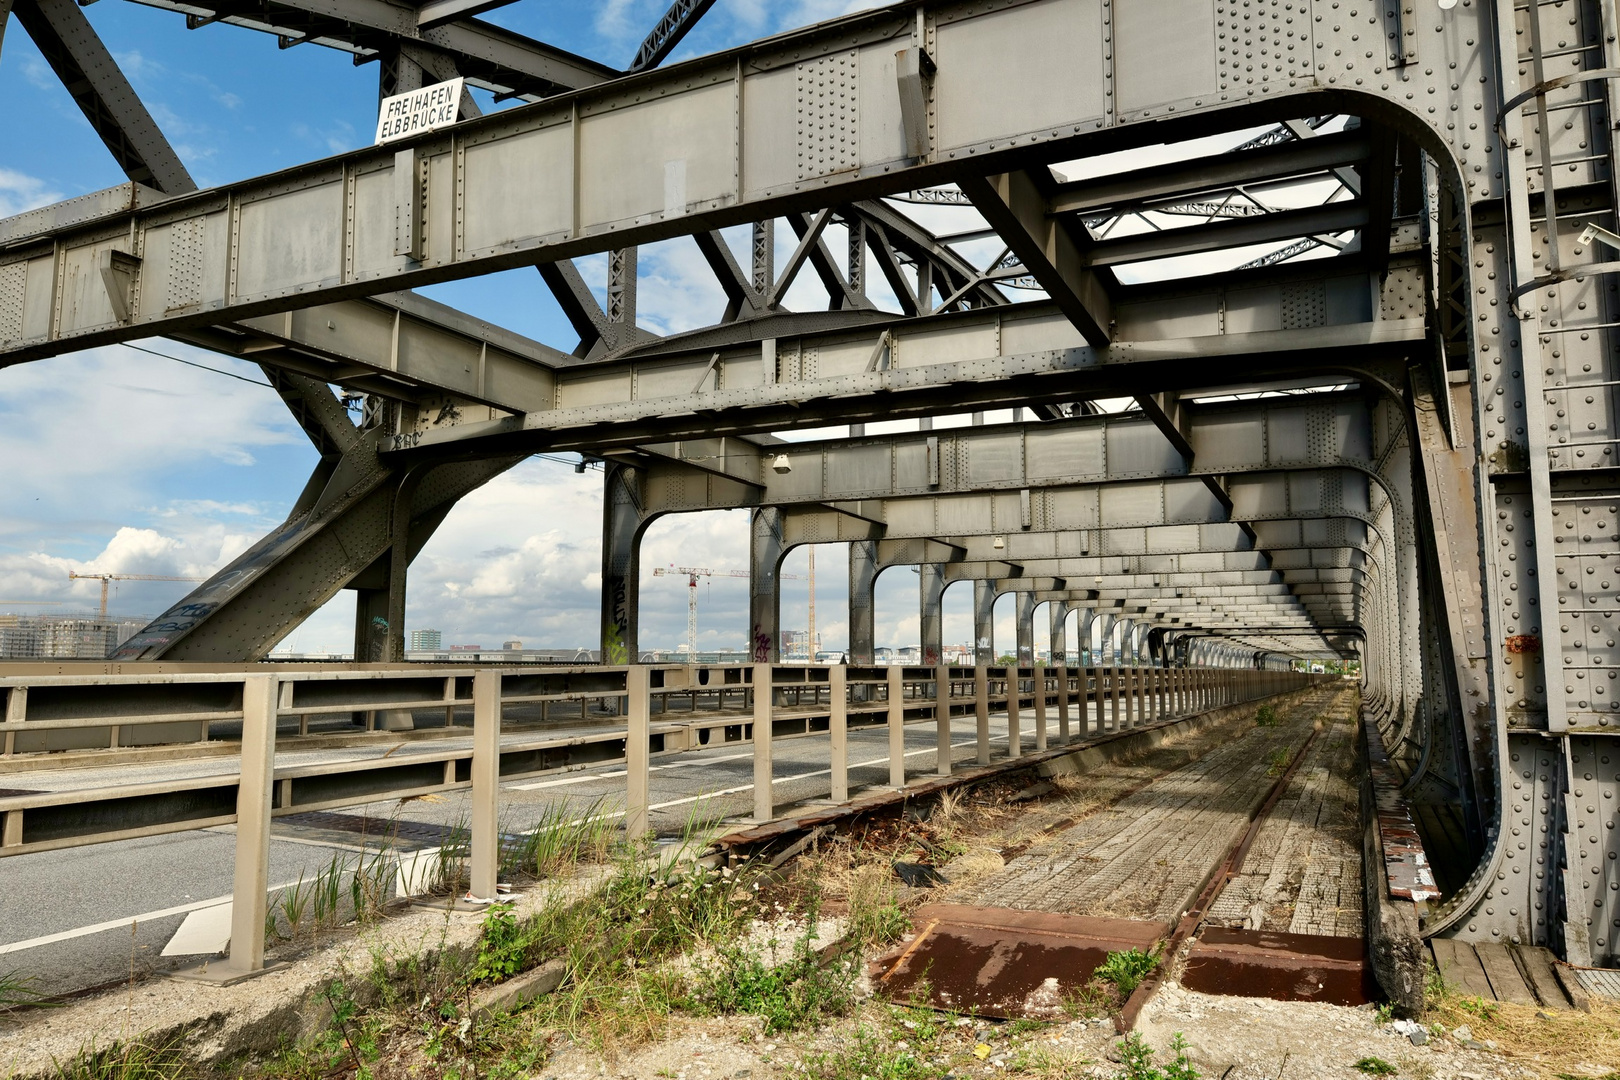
[
  {"left": 1047, "top": 129, "right": 1370, "bottom": 215},
  {"left": 385, "top": 310, "right": 1414, "bottom": 458},
  {"left": 628, "top": 0, "right": 718, "bottom": 72},
  {"left": 1087, "top": 204, "right": 1366, "bottom": 268},
  {"left": 961, "top": 171, "right": 1113, "bottom": 346},
  {"left": 128, "top": 0, "right": 614, "bottom": 98},
  {"left": 14, "top": 0, "right": 195, "bottom": 194},
  {"left": 0, "top": 0, "right": 1423, "bottom": 366},
  {"left": 112, "top": 445, "right": 522, "bottom": 660}
]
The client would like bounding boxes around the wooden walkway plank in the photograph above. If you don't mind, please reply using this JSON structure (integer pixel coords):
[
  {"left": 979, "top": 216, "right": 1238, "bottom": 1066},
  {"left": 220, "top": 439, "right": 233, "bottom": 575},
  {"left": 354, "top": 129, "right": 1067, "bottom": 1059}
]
[
  {"left": 1509, "top": 944, "right": 1572, "bottom": 1010},
  {"left": 1475, "top": 941, "right": 1537, "bottom": 1005},
  {"left": 1430, "top": 938, "right": 1495, "bottom": 999}
]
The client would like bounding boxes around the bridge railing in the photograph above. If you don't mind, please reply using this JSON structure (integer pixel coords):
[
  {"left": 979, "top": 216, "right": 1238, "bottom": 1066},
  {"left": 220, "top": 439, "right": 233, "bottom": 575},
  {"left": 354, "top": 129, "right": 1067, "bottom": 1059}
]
[{"left": 0, "top": 662, "right": 1325, "bottom": 979}]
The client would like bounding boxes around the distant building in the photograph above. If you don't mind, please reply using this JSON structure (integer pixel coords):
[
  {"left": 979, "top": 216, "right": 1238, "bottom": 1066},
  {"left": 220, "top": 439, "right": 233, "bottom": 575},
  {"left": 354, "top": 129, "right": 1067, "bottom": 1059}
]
[
  {"left": 503, "top": 640, "right": 523, "bottom": 651},
  {"left": 0, "top": 614, "right": 148, "bottom": 659},
  {"left": 409, "top": 628, "right": 442, "bottom": 651},
  {"left": 449, "top": 644, "right": 483, "bottom": 652}
]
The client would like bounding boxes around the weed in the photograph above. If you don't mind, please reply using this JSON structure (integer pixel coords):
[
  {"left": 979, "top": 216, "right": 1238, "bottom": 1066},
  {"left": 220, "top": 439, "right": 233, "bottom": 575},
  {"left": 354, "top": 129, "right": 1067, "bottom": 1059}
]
[
  {"left": 1373, "top": 1001, "right": 1395, "bottom": 1024},
  {"left": 1064, "top": 976, "right": 1124, "bottom": 1018},
  {"left": 311, "top": 853, "right": 348, "bottom": 931},
  {"left": 1452, "top": 993, "right": 1499, "bottom": 1022},
  {"left": 472, "top": 901, "right": 528, "bottom": 983},
  {"left": 432, "top": 814, "right": 472, "bottom": 894},
  {"left": 1264, "top": 747, "right": 1291, "bottom": 778},
  {"left": 1094, "top": 944, "right": 1162, "bottom": 997},
  {"left": 1354, "top": 1057, "right": 1398, "bottom": 1075},
  {"left": 0, "top": 968, "right": 47, "bottom": 1009},
  {"left": 1422, "top": 959, "right": 1448, "bottom": 1010},
  {"left": 50, "top": 1037, "right": 191, "bottom": 1080},
  {"left": 682, "top": 925, "right": 858, "bottom": 1034},
  {"left": 506, "top": 796, "right": 617, "bottom": 879},
  {"left": 349, "top": 842, "right": 397, "bottom": 923},
  {"left": 1114, "top": 1032, "right": 1200, "bottom": 1080},
  {"left": 1254, "top": 704, "right": 1278, "bottom": 727},
  {"left": 845, "top": 863, "right": 911, "bottom": 948},
  {"left": 800, "top": 1023, "right": 940, "bottom": 1080},
  {"left": 275, "top": 873, "right": 310, "bottom": 941}
]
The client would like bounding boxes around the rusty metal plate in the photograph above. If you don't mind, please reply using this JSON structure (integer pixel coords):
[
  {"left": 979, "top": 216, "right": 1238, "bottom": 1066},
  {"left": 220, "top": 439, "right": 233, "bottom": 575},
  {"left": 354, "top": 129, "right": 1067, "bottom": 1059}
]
[
  {"left": 871, "top": 903, "right": 1167, "bottom": 1019},
  {"left": 1181, "top": 927, "right": 1375, "bottom": 1006}
]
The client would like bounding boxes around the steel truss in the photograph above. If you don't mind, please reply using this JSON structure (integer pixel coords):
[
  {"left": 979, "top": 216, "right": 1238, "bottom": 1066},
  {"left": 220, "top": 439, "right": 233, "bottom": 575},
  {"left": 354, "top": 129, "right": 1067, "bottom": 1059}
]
[{"left": 3, "top": 0, "right": 1619, "bottom": 970}]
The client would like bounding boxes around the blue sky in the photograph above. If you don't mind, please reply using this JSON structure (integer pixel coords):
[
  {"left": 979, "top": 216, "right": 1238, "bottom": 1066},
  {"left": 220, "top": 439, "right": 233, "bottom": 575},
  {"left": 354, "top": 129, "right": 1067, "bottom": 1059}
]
[{"left": 0, "top": 0, "right": 1051, "bottom": 656}]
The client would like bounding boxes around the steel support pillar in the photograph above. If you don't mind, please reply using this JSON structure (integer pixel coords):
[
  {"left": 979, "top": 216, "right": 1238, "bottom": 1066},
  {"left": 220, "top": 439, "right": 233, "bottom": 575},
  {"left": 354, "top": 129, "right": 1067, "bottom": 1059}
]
[
  {"left": 1016, "top": 592, "right": 1036, "bottom": 665},
  {"left": 848, "top": 540, "right": 877, "bottom": 665},
  {"left": 750, "top": 507, "right": 786, "bottom": 663},
  {"left": 1049, "top": 598, "right": 1070, "bottom": 665},
  {"left": 600, "top": 462, "right": 645, "bottom": 663},
  {"left": 919, "top": 563, "right": 945, "bottom": 666},
  {"left": 973, "top": 579, "right": 996, "bottom": 663}
]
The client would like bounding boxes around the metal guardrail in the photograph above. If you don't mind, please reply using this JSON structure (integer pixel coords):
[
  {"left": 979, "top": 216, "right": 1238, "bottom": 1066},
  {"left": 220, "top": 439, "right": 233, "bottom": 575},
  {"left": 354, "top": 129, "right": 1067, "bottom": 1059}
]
[{"left": 0, "top": 662, "right": 1321, "bottom": 980}]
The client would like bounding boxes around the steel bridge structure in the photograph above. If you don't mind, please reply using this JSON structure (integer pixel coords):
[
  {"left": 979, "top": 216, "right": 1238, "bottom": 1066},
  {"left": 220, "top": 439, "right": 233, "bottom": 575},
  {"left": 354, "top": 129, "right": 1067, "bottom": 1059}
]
[{"left": 1, "top": 0, "right": 1617, "bottom": 975}]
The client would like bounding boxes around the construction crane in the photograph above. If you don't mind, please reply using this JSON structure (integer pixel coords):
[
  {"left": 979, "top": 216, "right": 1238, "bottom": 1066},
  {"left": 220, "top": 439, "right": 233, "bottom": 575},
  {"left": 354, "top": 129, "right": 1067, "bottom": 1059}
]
[
  {"left": 651, "top": 565, "right": 802, "bottom": 657},
  {"left": 68, "top": 572, "right": 207, "bottom": 618}
]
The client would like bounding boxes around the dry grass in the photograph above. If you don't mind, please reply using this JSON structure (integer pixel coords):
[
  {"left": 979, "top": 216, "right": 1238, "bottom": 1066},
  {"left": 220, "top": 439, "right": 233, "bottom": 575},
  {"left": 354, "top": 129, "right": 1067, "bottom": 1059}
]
[{"left": 1429, "top": 984, "right": 1620, "bottom": 1079}]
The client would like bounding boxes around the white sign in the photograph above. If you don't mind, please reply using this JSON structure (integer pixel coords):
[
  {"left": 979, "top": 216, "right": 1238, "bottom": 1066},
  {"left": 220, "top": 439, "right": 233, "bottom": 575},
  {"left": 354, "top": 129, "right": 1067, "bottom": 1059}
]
[{"left": 375, "top": 77, "right": 465, "bottom": 145}]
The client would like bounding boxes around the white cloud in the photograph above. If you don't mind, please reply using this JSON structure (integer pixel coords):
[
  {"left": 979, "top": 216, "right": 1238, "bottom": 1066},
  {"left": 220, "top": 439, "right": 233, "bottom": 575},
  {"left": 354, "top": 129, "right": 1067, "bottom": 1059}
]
[
  {"left": 0, "top": 343, "right": 299, "bottom": 501},
  {"left": 0, "top": 167, "right": 63, "bottom": 217},
  {"left": 594, "top": 0, "right": 644, "bottom": 41}
]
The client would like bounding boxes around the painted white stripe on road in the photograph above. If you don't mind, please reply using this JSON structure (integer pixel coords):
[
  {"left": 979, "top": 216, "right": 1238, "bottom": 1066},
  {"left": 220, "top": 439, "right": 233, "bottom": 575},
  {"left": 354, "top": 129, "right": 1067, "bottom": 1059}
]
[
  {"left": 507, "top": 748, "right": 757, "bottom": 791},
  {"left": 0, "top": 878, "right": 304, "bottom": 956}
]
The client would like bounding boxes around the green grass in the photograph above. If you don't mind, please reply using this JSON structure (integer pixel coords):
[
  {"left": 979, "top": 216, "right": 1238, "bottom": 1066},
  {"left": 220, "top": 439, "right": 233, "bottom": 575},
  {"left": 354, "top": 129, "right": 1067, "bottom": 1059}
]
[
  {"left": 681, "top": 921, "right": 858, "bottom": 1034},
  {"left": 1354, "top": 1057, "right": 1398, "bottom": 1075},
  {"left": 1254, "top": 704, "right": 1278, "bottom": 727},
  {"left": 1115, "top": 1032, "right": 1201, "bottom": 1080},
  {"left": 0, "top": 968, "right": 47, "bottom": 1009},
  {"left": 1264, "top": 747, "right": 1291, "bottom": 778},
  {"left": 1094, "top": 944, "right": 1162, "bottom": 997},
  {"left": 801, "top": 1023, "right": 944, "bottom": 1080},
  {"left": 502, "top": 796, "right": 618, "bottom": 880},
  {"left": 49, "top": 1037, "right": 190, "bottom": 1080}
]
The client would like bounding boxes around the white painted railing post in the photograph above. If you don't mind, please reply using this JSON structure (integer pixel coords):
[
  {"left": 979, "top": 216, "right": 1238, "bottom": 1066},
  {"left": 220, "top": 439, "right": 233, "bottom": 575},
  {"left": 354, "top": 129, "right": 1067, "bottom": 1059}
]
[
  {"left": 228, "top": 675, "right": 276, "bottom": 976},
  {"left": 1056, "top": 665, "right": 1070, "bottom": 742},
  {"left": 1007, "top": 668, "right": 1022, "bottom": 758},
  {"left": 753, "top": 663, "right": 774, "bottom": 822},
  {"left": 625, "top": 665, "right": 650, "bottom": 841},
  {"left": 887, "top": 665, "right": 906, "bottom": 787},
  {"left": 1091, "top": 667, "right": 1104, "bottom": 734},
  {"left": 830, "top": 665, "right": 849, "bottom": 802},
  {"left": 934, "top": 664, "right": 952, "bottom": 777},
  {"left": 2, "top": 686, "right": 23, "bottom": 757},
  {"left": 974, "top": 664, "right": 990, "bottom": 765},
  {"left": 470, "top": 669, "right": 500, "bottom": 900},
  {"left": 1033, "top": 663, "right": 1048, "bottom": 750}
]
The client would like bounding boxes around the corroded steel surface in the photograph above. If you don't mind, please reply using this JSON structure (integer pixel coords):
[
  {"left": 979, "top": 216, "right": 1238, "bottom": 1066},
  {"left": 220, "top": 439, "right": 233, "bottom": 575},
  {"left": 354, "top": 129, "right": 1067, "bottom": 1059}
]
[
  {"left": 871, "top": 904, "right": 1167, "bottom": 1019},
  {"left": 1181, "top": 927, "right": 1375, "bottom": 1006}
]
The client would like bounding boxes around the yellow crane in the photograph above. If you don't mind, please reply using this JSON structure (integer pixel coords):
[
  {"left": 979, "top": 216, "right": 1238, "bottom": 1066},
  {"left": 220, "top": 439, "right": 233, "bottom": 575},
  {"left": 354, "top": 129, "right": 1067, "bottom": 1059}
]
[{"left": 68, "top": 572, "right": 206, "bottom": 618}]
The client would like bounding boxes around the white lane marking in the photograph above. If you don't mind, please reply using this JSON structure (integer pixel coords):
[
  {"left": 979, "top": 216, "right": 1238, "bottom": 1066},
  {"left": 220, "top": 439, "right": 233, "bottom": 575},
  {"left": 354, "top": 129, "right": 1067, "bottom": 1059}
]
[
  {"left": 641, "top": 734, "right": 1011, "bottom": 814},
  {"left": 507, "top": 748, "right": 758, "bottom": 791},
  {"left": 0, "top": 877, "right": 304, "bottom": 956},
  {"left": 505, "top": 733, "right": 1012, "bottom": 823}
]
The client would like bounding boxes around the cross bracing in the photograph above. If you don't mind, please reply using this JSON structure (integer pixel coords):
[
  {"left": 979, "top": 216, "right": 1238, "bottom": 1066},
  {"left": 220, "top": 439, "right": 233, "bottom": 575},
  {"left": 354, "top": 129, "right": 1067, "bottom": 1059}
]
[{"left": 4, "top": 0, "right": 1620, "bottom": 973}]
